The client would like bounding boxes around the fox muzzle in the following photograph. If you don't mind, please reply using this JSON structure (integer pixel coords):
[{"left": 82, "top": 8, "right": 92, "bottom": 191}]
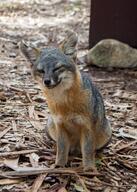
[{"left": 43, "top": 78, "right": 61, "bottom": 89}]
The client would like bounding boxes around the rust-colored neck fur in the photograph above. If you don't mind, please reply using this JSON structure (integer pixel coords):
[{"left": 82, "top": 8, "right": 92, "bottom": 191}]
[{"left": 43, "top": 69, "right": 89, "bottom": 116}]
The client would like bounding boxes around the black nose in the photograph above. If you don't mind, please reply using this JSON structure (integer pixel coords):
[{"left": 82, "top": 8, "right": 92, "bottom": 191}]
[{"left": 44, "top": 79, "right": 51, "bottom": 86}]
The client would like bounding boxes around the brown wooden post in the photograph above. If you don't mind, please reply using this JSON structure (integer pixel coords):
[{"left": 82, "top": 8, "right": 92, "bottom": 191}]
[{"left": 89, "top": 0, "right": 137, "bottom": 48}]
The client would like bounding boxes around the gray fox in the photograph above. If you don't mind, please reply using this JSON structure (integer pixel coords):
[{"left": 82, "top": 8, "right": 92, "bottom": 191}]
[{"left": 20, "top": 31, "right": 112, "bottom": 171}]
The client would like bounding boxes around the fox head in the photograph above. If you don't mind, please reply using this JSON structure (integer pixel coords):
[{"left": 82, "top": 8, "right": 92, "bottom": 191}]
[{"left": 20, "top": 31, "right": 78, "bottom": 90}]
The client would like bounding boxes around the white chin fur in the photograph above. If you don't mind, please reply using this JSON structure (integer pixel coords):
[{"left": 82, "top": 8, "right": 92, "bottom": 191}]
[{"left": 45, "top": 71, "right": 74, "bottom": 103}]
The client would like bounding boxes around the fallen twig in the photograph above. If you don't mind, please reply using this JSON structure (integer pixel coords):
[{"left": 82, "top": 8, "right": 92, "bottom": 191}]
[
  {"left": 114, "top": 140, "right": 137, "bottom": 153},
  {"left": 0, "top": 127, "right": 11, "bottom": 139},
  {"left": 0, "top": 149, "right": 39, "bottom": 157},
  {"left": 0, "top": 167, "right": 101, "bottom": 178},
  {"left": 31, "top": 173, "right": 48, "bottom": 192}
]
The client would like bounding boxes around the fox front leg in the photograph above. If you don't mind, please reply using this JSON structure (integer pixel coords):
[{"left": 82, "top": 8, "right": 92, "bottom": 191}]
[
  {"left": 55, "top": 126, "right": 70, "bottom": 167},
  {"left": 81, "top": 127, "right": 96, "bottom": 171}
]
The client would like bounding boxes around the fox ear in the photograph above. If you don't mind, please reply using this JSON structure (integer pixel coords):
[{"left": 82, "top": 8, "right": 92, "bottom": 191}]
[
  {"left": 60, "top": 31, "right": 78, "bottom": 60},
  {"left": 20, "top": 40, "right": 40, "bottom": 66}
]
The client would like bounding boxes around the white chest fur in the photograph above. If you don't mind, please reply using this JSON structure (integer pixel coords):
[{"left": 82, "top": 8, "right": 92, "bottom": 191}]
[{"left": 52, "top": 114, "right": 89, "bottom": 129}]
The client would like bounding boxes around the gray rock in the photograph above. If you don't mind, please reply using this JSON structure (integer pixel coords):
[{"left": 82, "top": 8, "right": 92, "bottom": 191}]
[{"left": 85, "top": 39, "right": 137, "bottom": 68}]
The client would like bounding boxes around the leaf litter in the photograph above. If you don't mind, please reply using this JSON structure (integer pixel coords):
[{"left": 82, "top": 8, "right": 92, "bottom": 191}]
[{"left": 0, "top": 0, "right": 137, "bottom": 191}]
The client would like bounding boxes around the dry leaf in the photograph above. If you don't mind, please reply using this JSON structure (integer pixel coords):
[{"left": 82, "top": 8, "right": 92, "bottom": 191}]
[
  {"left": 74, "top": 184, "right": 85, "bottom": 192},
  {"left": 4, "top": 157, "right": 19, "bottom": 171},
  {"left": 26, "top": 152, "right": 40, "bottom": 167},
  {"left": 0, "top": 91, "right": 6, "bottom": 101},
  {"left": 31, "top": 174, "right": 47, "bottom": 192},
  {"left": 104, "top": 187, "right": 118, "bottom": 192},
  {"left": 128, "top": 186, "right": 137, "bottom": 192},
  {"left": 28, "top": 106, "right": 44, "bottom": 131},
  {"left": 0, "top": 178, "right": 22, "bottom": 185},
  {"left": 58, "top": 187, "right": 68, "bottom": 192},
  {"left": 0, "top": 127, "right": 11, "bottom": 139},
  {"left": 118, "top": 128, "right": 137, "bottom": 140}
]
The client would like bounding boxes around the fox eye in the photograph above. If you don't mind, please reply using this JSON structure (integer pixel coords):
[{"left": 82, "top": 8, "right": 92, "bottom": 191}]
[
  {"left": 37, "top": 68, "right": 44, "bottom": 73},
  {"left": 53, "top": 66, "right": 65, "bottom": 73}
]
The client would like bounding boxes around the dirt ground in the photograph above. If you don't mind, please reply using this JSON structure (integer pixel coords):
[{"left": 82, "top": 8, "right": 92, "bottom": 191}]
[{"left": 0, "top": 0, "right": 137, "bottom": 192}]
